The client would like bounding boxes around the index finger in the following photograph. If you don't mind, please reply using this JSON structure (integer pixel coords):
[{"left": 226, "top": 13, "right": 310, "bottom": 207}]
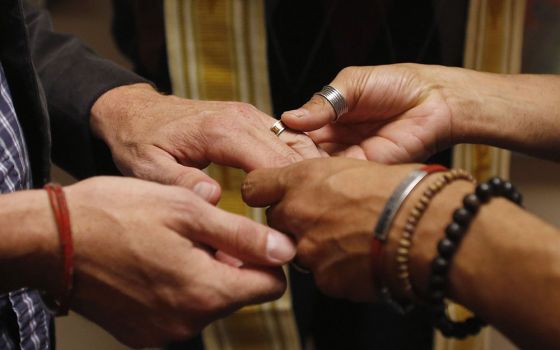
[{"left": 242, "top": 167, "right": 286, "bottom": 207}]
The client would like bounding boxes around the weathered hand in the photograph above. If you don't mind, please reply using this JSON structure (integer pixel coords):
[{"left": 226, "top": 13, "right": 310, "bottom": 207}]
[
  {"left": 242, "top": 158, "right": 417, "bottom": 302},
  {"left": 58, "top": 176, "right": 294, "bottom": 347},
  {"left": 281, "top": 64, "right": 456, "bottom": 164},
  {"left": 91, "top": 84, "right": 322, "bottom": 203}
]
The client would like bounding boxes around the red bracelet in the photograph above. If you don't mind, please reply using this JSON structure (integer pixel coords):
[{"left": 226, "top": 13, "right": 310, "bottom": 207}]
[
  {"left": 371, "top": 164, "right": 447, "bottom": 306},
  {"left": 44, "top": 183, "right": 74, "bottom": 316}
]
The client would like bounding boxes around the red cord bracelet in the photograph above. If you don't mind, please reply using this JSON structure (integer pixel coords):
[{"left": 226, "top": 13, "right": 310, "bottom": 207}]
[{"left": 44, "top": 183, "right": 73, "bottom": 316}]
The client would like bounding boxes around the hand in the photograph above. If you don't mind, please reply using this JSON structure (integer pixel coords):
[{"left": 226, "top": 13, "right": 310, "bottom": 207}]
[
  {"left": 91, "top": 84, "right": 322, "bottom": 204},
  {"left": 55, "top": 177, "right": 295, "bottom": 347},
  {"left": 281, "top": 64, "right": 456, "bottom": 164},
  {"left": 242, "top": 158, "right": 417, "bottom": 302}
]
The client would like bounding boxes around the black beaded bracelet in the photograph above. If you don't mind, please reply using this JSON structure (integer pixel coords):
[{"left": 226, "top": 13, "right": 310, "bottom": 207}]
[{"left": 427, "top": 176, "right": 523, "bottom": 339}]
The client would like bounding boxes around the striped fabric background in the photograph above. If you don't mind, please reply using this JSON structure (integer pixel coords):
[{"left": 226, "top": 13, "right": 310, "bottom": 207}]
[
  {"left": 447, "top": 1, "right": 525, "bottom": 350},
  {"left": 164, "top": 1, "right": 301, "bottom": 349}
]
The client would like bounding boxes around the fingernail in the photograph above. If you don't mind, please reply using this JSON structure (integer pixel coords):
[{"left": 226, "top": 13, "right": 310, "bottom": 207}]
[
  {"left": 193, "top": 182, "right": 218, "bottom": 201},
  {"left": 283, "top": 109, "right": 307, "bottom": 118},
  {"left": 266, "top": 231, "right": 296, "bottom": 263}
]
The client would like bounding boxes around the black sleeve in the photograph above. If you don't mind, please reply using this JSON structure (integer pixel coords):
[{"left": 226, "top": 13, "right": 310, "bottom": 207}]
[{"left": 23, "top": 1, "right": 151, "bottom": 179}]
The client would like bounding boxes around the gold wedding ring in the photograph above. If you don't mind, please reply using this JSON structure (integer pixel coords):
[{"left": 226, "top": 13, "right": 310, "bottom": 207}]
[{"left": 270, "top": 120, "right": 287, "bottom": 137}]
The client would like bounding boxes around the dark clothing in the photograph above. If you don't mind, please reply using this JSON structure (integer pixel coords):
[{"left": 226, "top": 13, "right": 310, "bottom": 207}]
[
  {"left": 0, "top": 0, "right": 147, "bottom": 187},
  {"left": 0, "top": 0, "right": 147, "bottom": 347}
]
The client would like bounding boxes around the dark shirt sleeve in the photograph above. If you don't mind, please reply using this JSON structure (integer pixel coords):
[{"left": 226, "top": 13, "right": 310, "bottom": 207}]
[{"left": 23, "top": 2, "right": 151, "bottom": 179}]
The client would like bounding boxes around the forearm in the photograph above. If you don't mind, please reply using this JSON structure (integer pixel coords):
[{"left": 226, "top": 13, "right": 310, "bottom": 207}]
[
  {"left": 23, "top": 2, "right": 150, "bottom": 178},
  {"left": 390, "top": 179, "right": 560, "bottom": 349},
  {"left": 447, "top": 68, "right": 560, "bottom": 160},
  {"left": 0, "top": 190, "right": 58, "bottom": 293}
]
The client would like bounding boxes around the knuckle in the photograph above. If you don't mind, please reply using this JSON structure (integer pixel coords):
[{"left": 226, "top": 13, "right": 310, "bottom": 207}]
[
  {"left": 226, "top": 102, "right": 258, "bottom": 119},
  {"left": 267, "top": 151, "right": 301, "bottom": 168},
  {"left": 293, "top": 133, "right": 316, "bottom": 147},
  {"left": 281, "top": 160, "right": 314, "bottom": 183},
  {"left": 296, "top": 237, "right": 320, "bottom": 268},
  {"left": 281, "top": 200, "right": 311, "bottom": 232}
]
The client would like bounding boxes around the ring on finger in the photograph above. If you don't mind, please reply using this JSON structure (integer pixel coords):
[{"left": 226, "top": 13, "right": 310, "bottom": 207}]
[
  {"left": 314, "top": 85, "right": 348, "bottom": 123},
  {"left": 270, "top": 120, "right": 287, "bottom": 137}
]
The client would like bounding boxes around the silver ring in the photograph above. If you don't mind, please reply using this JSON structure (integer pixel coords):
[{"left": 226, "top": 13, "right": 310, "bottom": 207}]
[
  {"left": 314, "top": 85, "right": 349, "bottom": 122},
  {"left": 270, "top": 120, "right": 287, "bottom": 137}
]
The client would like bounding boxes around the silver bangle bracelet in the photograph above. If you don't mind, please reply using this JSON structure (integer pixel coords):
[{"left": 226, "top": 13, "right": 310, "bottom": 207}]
[
  {"left": 374, "top": 169, "right": 430, "bottom": 242},
  {"left": 374, "top": 168, "right": 431, "bottom": 314}
]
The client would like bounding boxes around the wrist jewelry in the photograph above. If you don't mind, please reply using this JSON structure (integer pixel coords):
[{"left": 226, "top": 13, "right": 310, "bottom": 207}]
[
  {"left": 428, "top": 177, "right": 523, "bottom": 338},
  {"left": 396, "top": 169, "right": 474, "bottom": 300},
  {"left": 44, "top": 183, "right": 74, "bottom": 316},
  {"left": 372, "top": 164, "right": 446, "bottom": 313}
]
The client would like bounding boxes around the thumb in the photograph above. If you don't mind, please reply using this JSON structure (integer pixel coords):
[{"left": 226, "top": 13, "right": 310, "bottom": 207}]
[
  {"left": 281, "top": 94, "right": 337, "bottom": 131},
  {"left": 282, "top": 69, "right": 358, "bottom": 131}
]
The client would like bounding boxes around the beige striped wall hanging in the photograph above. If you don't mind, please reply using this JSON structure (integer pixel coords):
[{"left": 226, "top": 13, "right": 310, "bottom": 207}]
[
  {"left": 164, "top": 1, "right": 301, "bottom": 349},
  {"left": 442, "top": 1, "right": 526, "bottom": 350}
]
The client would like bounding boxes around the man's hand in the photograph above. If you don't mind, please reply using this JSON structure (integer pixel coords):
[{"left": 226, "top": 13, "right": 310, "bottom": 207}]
[
  {"left": 90, "top": 84, "right": 322, "bottom": 203},
  {"left": 50, "top": 177, "right": 294, "bottom": 347},
  {"left": 242, "top": 158, "right": 418, "bottom": 302},
  {"left": 281, "top": 64, "right": 456, "bottom": 164}
]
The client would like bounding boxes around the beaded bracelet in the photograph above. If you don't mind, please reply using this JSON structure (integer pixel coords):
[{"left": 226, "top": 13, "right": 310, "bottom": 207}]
[
  {"left": 373, "top": 164, "right": 446, "bottom": 313},
  {"left": 428, "top": 177, "right": 523, "bottom": 338},
  {"left": 395, "top": 169, "right": 475, "bottom": 299}
]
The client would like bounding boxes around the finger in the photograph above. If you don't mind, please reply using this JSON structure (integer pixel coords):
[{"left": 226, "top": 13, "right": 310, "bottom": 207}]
[
  {"left": 191, "top": 204, "right": 296, "bottom": 265},
  {"left": 360, "top": 136, "right": 418, "bottom": 164},
  {"left": 307, "top": 124, "right": 362, "bottom": 144},
  {"left": 281, "top": 71, "right": 356, "bottom": 131},
  {"left": 281, "top": 94, "right": 336, "bottom": 131},
  {"left": 242, "top": 168, "right": 286, "bottom": 207},
  {"left": 265, "top": 206, "right": 292, "bottom": 239},
  {"left": 211, "top": 125, "right": 303, "bottom": 171},
  {"left": 216, "top": 263, "right": 287, "bottom": 308},
  {"left": 318, "top": 142, "right": 350, "bottom": 155},
  {"left": 318, "top": 147, "right": 330, "bottom": 158},
  {"left": 279, "top": 130, "right": 322, "bottom": 159},
  {"left": 336, "top": 145, "right": 368, "bottom": 160},
  {"left": 136, "top": 148, "right": 221, "bottom": 204},
  {"left": 215, "top": 250, "right": 244, "bottom": 268}
]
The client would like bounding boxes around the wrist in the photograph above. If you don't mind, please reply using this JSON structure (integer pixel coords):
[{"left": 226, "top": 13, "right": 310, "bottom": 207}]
[
  {"left": 443, "top": 69, "right": 552, "bottom": 153},
  {"left": 381, "top": 171, "right": 475, "bottom": 301},
  {"left": 407, "top": 180, "right": 475, "bottom": 299},
  {"left": 90, "top": 83, "right": 161, "bottom": 147},
  {"left": 434, "top": 66, "right": 488, "bottom": 146},
  {"left": 0, "top": 190, "right": 61, "bottom": 293}
]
